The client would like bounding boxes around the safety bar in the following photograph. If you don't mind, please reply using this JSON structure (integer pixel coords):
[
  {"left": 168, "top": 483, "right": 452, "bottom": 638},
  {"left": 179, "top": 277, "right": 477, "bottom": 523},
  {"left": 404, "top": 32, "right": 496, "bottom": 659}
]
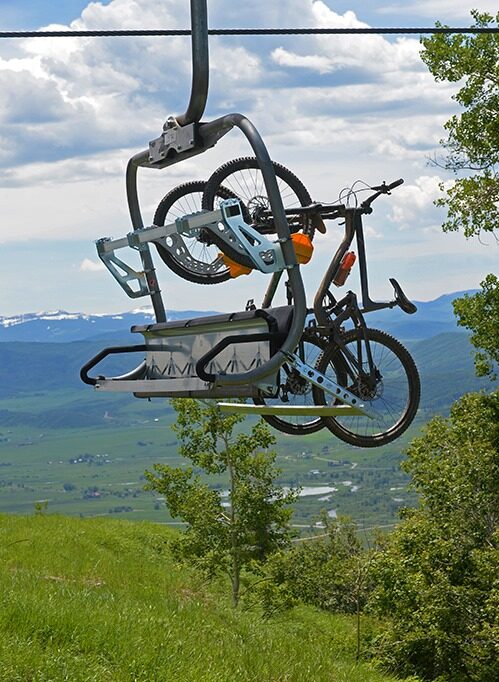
[{"left": 80, "top": 345, "right": 147, "bottom": 386}]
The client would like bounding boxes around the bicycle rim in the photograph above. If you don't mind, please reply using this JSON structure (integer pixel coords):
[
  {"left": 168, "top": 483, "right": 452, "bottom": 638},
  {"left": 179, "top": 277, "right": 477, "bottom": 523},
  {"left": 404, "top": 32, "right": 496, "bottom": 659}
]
[
  {"left": 202, "top": 157, "right": 313, "bottom": 235},
  {"left": 313, "top": 328, "right": 420, "bottom": 447},
  {"left": 153, "top": 181, "right": 234, "bottom": 284},
  {"left": 254, "top": 331, "right": 326, "bottom": 435}
]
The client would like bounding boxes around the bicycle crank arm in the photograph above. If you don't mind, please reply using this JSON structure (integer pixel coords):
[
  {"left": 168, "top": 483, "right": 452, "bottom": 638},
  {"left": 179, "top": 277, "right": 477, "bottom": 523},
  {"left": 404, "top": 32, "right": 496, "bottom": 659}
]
[{"left": 283, "top": 351, "right": 375, "bottom": 419}]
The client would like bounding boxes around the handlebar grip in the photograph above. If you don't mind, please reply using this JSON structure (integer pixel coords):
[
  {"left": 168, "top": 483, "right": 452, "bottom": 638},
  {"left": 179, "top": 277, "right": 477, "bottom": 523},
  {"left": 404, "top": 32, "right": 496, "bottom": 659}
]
[{"left": 387, "top": 178, "right": 404, "bottom": 190}]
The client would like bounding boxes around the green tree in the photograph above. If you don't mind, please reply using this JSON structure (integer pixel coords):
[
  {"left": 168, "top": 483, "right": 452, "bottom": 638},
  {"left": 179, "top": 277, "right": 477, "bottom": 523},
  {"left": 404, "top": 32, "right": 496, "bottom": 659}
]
[
  {"left": 369, "top": 392, "right": 499, "bottom": 681},
  {"left": 453, "top": 273, "right": 499, "bottom": 379},
  {"left": 421, "top": 13, "right": 499, "bottom": 379},
  {"left": 259, "top": 514, "right": 376, "bottom": 660},
  {"left": 421, "top": 11, "right": 498, "bottom": 238},
  {"left": 262, "top": 515, "right": 366, "bottom": 614},
  {"left": 145, "top": 399, "right": 296, "bottom": 607}
]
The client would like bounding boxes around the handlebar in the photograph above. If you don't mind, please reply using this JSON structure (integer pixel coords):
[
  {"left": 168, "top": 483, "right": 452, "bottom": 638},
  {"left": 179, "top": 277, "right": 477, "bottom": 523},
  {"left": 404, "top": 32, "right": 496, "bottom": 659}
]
[
  {"left": 258, "top": 178, "right": 404, "bottom": 225},
  {"left": 361, "top": 178, "right": 404, "bottom": 211}
]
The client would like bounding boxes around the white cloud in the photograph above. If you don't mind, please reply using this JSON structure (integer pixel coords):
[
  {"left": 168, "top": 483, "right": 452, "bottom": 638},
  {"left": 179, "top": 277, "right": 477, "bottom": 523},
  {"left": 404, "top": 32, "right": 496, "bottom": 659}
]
[
  {"left": 0, "top": 0, "right": 488, "bottom": 313},
  {"left": 270, "top": 4, "right": 424, "bottom": 77},
  {"left": 377, "top": 1, "right": 498, "bottom": 20},
  {"left": 272, "top": 47, "right": 335, "bottom": 73},
  {"left": 387, "top": 175, "right": 446, "bottom": 228},
  {"left": 80, "top": 257, "right": 106, "bottom": 272},
  {"left": 0, "top": 0, "right": 461, "bottom": 179},
  {"left": 0, "top": 150, "right": 127, "bottom": 188}
]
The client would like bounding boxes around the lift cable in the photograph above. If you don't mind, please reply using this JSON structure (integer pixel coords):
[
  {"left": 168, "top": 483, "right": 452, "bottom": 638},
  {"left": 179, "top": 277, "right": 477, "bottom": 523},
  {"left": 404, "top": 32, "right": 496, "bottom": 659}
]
[{"left": 0, "top": 27, "right": 497, "bottom": 39}]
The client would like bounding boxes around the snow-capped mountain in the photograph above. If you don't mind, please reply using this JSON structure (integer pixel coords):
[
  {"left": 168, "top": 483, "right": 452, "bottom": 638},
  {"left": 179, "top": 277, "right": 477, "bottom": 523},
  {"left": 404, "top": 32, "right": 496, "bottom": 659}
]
[
  {"left": 0, "top": 291, "right": 473, "bottom": 343},
  {"left": 0, "top": 308, "right": 220, "bottom": 343}
]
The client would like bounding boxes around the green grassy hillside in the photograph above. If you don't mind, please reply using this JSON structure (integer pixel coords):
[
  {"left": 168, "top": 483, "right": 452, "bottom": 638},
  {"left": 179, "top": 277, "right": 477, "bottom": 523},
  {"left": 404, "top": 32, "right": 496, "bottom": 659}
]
[{"left": 0, "top": 514, "right": 411, "bottom": 682}]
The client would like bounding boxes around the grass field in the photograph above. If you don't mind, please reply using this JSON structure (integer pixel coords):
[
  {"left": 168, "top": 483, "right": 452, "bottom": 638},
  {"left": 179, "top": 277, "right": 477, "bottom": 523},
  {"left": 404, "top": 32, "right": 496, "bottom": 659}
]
[{"left": 0, "top": 513, "right": 416, "bottom": 681}]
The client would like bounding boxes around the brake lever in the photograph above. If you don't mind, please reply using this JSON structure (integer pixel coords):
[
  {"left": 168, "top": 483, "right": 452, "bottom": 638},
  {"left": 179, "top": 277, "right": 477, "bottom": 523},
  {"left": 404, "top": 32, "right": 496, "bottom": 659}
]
[{"left": 370, "top": 182, "right": 390, "bottom": 194}]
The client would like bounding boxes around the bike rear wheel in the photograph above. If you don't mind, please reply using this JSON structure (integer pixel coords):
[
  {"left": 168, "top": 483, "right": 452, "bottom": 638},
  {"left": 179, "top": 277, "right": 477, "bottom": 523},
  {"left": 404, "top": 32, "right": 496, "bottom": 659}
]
[
  {"left": 201, "top": 157, "right": 314, "bottom": 270},
  {"left": 153, "top": 181, "right": 235, "bottom": 284},
  {"left": 312, "top": 328, "right": 420, "bottom": 448},
  {"left": 254, "top": 330, "right": 327, "bottom": 436}
]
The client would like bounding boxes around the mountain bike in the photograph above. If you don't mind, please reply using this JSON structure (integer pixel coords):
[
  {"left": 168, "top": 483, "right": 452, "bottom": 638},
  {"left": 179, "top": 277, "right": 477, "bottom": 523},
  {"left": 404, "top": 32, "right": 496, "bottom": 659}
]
[{"left": 196, "top": 160, "right": 421, "bottom": 447}]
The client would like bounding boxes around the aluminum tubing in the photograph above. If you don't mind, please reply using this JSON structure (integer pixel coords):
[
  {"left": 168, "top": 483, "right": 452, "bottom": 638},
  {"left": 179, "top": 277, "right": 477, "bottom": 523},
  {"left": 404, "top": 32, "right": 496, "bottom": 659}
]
[
  {"left": 176, "top": 0, "right": 209, "bottom": 126},
  {"left": 200, "top": 113, "right": 307, "bottom": 387},
  {"left": 125, "top": 150, "right": 167, "bottom": 322},
  {"left": 313, "top": 215, "right": 355, "bottom": 326},
  {"left": 126, "top": 150, "right": 149, "bottom": 230}
]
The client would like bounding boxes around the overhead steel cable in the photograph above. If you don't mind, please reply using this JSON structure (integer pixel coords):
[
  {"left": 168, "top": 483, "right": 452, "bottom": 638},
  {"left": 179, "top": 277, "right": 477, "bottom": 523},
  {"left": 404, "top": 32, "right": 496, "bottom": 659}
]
[{"left": 0, "top": 27, "right": 497, "bottom": 38}]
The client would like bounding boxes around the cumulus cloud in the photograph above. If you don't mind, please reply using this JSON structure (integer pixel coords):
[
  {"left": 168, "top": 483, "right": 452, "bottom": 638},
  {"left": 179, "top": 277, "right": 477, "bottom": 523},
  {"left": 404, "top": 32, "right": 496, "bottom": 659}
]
[
  {"left": 0, "top": 0, "right": 462, "bottom": 246},
  {"left": 0, "top": 0, "right": 493, "bottom": 313},
  {"left": 0, "top": 151, "right": 126, "bottom": 188},
  {"left": 272, "top": 47, "right": 336, "bottom": 74},
  {"left": 80, "top": 257, "right": 106, "bottom": 272},
  {"left": 270, "top": 3, "right": 424, "bottom": 78},
  {"left": 387, "top": 175, "right": 447, "bottom": 228},
  {"left": 376, "top": 1, "right": 497, "bottom": 20},
  {"left": 0, "top": 0, "right": 460, "bottom": 182}
]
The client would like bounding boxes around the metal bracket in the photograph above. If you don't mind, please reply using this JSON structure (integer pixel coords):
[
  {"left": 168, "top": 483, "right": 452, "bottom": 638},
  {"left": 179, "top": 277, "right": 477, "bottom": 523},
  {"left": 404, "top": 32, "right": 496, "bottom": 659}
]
[
  {"left": 96, "top": 238, "right": 149, "bottom": 298},
  {"left": 284, "top": 351, "right": 374, "bottom": 419},
  {"left": 94, "top": 200, "right": 289, "bottom": 298},
  {"left": 217, "top": 403, "right": 367, "bottom": 417},
  {"left": 216, "top": 199, "right": 286, "bottom": 273},
  {"left": 148, "top": 118, "right": 198, "bottom": 165}
]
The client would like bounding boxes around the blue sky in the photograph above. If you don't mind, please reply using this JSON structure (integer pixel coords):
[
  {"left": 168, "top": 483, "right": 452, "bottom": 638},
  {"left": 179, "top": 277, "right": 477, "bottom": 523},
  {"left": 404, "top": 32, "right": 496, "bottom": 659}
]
[{"left": 0, "top": 0, "right": 497, "bottom": 315}]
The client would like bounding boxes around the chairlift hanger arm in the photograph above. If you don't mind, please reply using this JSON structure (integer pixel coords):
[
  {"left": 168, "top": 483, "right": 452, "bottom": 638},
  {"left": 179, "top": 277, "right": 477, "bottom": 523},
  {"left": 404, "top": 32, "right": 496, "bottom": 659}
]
[
  {"left": 122, "top": 0, "right": 209, "bottom": 322},
  {"left": 107, "top": 0, "right": 307, "bottom": 389},
  {"left": 176, "top": 0, "right": 209, "bottom": 127}
]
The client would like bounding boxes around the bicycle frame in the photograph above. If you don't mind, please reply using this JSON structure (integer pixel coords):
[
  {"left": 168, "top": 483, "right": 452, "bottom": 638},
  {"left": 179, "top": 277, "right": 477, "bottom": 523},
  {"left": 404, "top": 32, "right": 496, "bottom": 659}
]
[{"left": 253, "top": 191, "right": 418, "bottom": 400}]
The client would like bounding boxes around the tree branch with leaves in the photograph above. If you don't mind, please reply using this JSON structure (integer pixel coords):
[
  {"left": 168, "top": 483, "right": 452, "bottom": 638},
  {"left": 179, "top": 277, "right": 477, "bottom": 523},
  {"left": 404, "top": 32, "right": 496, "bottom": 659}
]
[
  {"left": 145, "top": 399, "right": 297, "bottom": 607},
  {"left": 421, "top": 11, "right": 499, "bottom": 380}
]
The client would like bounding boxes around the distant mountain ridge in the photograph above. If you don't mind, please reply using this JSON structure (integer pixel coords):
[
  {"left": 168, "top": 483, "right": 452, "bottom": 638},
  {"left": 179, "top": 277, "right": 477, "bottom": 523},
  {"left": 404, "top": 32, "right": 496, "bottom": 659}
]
[
  {"left": 0, "top": 290, "right": 475, "bottom": 343},
  {"left": 0, "top": 332, "right": 489, "bottom": 418},
  {"left": 0, "top": 308, "right": 220, "bottom": 343}
]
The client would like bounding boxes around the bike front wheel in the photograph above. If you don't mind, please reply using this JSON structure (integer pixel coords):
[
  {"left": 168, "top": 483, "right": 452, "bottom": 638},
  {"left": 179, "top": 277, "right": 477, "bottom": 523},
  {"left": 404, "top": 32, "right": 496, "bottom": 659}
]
[{"left": 312, "top": 328, "right": 420, "bottom": 448}]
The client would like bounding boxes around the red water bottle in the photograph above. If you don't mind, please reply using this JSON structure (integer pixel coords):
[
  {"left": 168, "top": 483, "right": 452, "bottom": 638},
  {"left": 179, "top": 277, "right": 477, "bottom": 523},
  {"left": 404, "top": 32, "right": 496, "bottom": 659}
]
[{"left": 333, "top": 251, "right": 356, "bottom": 286}]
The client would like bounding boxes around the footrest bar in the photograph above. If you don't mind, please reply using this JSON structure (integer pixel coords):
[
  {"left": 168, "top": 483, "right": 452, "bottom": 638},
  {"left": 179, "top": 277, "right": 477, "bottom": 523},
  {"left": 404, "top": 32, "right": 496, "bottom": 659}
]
[{"left": 217, "top": 403, "right": 367, "bottom": 416}]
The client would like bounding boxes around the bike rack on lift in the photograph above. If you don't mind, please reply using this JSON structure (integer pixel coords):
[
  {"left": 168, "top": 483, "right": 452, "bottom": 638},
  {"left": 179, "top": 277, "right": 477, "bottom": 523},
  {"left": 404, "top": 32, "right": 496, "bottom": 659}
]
[{"left": 81, "top": 0, "right": 371, "bottom": 420}]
